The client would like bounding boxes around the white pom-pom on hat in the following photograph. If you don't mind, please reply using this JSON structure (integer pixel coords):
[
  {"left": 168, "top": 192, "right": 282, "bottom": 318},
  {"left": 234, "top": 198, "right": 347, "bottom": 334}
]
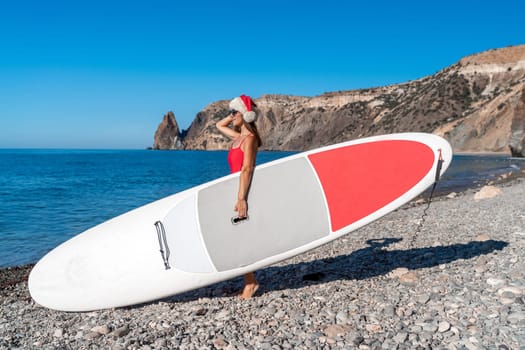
[
  {"left": 229, "top": 94, "right": 257, "bottom": 123},
  {"left": 243, "top": 110, "right": 257, "bottom": 123}
]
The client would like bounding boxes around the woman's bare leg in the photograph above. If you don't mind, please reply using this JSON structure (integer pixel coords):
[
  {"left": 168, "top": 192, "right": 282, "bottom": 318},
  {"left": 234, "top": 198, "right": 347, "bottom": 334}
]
[{"left": 240, "top": 272, "right": 259, "bottom": 299}]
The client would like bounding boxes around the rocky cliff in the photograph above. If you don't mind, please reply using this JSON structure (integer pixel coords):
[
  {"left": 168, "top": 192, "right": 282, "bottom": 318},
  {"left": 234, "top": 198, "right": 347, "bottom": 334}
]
[{"left": 153, "top": 45, "right": 525, "bottom": 156}]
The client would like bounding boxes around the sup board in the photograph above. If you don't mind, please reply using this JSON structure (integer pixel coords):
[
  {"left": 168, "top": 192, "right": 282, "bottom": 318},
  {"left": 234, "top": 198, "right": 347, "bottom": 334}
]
[{"left": 29, "top": 133, "right": 452, "bottom": 311}]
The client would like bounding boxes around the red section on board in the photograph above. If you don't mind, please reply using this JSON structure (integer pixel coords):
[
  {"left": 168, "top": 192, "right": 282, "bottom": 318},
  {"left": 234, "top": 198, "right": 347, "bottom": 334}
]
[{"left": 308, "top": 140, "right": 435, "bottom": 232}]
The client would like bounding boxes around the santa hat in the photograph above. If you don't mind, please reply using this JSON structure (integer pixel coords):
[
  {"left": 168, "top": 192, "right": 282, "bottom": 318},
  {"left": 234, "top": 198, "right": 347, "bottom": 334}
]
[{"left": 229, "top": 94, "right": 257, "bottom": 123}]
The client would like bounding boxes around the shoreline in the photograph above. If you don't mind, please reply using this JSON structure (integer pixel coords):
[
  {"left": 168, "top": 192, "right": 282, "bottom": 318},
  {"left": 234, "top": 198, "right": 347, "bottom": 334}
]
[
  {"left": 0, "top": 265, "right": 32, "bottom": 291},
  {"left": 1, "top": 150, "right": 524, "bottom": 269},
  {"left": 1, "top": 178, "right": 524, "bottom": 349}
]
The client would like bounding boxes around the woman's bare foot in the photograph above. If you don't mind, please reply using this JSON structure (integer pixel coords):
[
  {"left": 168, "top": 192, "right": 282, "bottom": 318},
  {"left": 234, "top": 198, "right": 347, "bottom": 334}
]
[
  {"left": 239, "top": 283, "right": 259, "bottom": 300},
  {"left": 239, "top": 272, "right": 259, "bottom": 299}
]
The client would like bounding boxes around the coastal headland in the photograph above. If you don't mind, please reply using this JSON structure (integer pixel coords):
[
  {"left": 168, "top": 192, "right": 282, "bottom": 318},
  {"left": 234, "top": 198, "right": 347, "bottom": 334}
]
[{"left": 153, "top": 44, "right": 525, "bottom": 157}]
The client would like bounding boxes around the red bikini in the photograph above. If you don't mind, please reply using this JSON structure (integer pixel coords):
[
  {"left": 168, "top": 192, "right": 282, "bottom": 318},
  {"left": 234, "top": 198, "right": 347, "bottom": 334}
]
[{"left": 228, "top": 136, "right": 249, "bottom": 174}]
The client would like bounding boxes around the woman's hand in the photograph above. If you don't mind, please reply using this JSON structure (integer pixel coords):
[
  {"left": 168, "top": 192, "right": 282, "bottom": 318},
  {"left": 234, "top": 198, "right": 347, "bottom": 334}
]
[
  {"left": 216, "top": 114, "right": 238, "bottom": 140},
  {"left": 235, "top": 199, "right": 248, "bottom": 218}
]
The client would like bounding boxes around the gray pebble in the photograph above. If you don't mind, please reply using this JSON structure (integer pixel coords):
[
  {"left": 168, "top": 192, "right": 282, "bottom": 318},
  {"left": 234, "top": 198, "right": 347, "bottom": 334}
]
[
  {"left": 393, "top": 332, "right": 408, "bottom": 343},
  {"left": 112, "top": 326, "right": 130, "bottom": 337},
  {"left": 85, "top": 331, "right": 102, "bottom": 340},
  {"left": 438, "top": 321, "right": 451, "bottom": 333},
  {"left": 507, "top": 312, "right": 525, "bottom": 324},
  {"left": 91, "top": 325, "right": 111, "bottom": 335},
  {"left": 335, "top": 311, "right": 348, "bottom": 324}
]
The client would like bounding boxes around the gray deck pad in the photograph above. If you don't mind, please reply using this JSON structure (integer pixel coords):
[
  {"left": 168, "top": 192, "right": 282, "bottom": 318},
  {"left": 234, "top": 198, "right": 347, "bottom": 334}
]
[{"left": 198, "top": 157, "right": 329, "bottom": 272}]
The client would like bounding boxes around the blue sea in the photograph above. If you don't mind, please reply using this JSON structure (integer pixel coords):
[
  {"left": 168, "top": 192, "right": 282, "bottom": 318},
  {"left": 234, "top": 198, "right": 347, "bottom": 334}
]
[{"left": 0, "top": 149, "right": 524, "bottom": 268}]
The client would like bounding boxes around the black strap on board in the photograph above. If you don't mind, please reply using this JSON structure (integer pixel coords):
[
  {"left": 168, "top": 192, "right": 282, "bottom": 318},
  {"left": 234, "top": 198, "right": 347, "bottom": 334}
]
[{"left": 410, "top": 149, "right": 445, "bottom": 247}]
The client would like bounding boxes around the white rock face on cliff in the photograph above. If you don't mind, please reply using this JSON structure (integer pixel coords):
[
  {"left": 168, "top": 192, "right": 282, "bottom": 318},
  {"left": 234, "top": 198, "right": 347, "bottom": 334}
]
[
  {"left": 154, "top": 45, "right": 525, "bottom": 156},
  {"left": 434, "top": 45, "right": 525, "bottom": 155}
]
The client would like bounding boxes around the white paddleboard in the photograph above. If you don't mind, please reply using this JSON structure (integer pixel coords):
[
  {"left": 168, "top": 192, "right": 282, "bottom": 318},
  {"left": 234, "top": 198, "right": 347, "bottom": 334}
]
[{"left": 29, "top": 133, "right": 452, "bottom": 311}]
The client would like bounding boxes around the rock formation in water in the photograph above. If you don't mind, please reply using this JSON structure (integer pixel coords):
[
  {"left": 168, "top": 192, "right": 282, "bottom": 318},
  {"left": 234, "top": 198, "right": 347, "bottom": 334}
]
[
  {"left": 153, "top": 111, "right": 183, "bottom": 150},
  {"left": 153, "top": 45, "right": 525, "bottom": 156}
]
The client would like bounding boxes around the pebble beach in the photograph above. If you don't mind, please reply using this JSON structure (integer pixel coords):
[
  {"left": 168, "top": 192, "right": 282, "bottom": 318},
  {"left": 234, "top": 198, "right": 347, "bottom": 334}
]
[{"left": 1, "top": 178, "right": 524, "bottom": 349}]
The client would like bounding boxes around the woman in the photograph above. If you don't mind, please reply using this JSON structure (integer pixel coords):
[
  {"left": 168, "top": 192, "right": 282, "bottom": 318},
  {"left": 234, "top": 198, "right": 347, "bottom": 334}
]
[{"left": 216, "top": 94, "right": 262, "bottom": 300}]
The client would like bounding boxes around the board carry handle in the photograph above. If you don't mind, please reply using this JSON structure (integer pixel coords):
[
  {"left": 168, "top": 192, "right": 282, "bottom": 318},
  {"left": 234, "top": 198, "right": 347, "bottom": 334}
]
[
  {"left": 154, "top": 221, "right": 171, "bottom": 270},
  {"left": 231, "top": 216, "right": 249, "bottom": 225}
]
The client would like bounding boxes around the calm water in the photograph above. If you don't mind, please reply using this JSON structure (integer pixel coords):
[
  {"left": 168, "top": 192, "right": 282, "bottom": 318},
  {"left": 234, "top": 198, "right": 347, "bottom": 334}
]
[{"left": 0, "top": 149, "right": 523, "bottom": 267}]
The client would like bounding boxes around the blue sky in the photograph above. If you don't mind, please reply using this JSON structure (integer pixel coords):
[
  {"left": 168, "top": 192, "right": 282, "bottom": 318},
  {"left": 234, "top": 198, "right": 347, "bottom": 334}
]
[{"left": 1, "top": 0, "right": 524, "bottom": 149}]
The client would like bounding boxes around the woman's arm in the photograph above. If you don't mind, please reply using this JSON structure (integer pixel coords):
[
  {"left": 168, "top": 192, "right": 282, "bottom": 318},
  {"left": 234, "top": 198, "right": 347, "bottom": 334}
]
[
  {"left": 216, "top": 114, "right": 239, "bottom": 140},
  {"left": 235, "top": 136, "right": 257, "bottom": 217}
]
